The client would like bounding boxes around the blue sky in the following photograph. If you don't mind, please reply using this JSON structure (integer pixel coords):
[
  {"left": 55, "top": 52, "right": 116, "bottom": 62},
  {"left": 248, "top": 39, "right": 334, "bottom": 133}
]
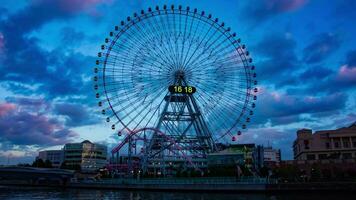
[{"left": 0, "top": 0, "right": 355, "bottom": 164}]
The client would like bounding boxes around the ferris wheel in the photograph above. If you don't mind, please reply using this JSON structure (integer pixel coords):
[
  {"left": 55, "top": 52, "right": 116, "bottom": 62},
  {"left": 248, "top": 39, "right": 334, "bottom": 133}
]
[{"left": 94, "top": 5, "right": 257, "bottom": 174}]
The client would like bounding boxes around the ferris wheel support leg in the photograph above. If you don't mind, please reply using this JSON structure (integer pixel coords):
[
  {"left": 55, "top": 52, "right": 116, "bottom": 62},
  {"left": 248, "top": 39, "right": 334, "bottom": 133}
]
[
  {"left": 142, "top": 93, "right": 173, "bottom": 174},
  {"left": 128, "top": 136, "right": 133, "bottom": 178}
]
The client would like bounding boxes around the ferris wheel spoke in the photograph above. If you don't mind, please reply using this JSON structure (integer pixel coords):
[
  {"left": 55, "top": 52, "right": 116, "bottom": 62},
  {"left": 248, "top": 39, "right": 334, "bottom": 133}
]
[
  {"left": 160, "top": 13, "right": 181, "bottom": 68},
  {"left": 182, "top": 19, "right": 220, "bottom": 70},
  {"left": 118, "top": 18, "right": 176, "bottom": 70},
  {"left": 115, "top": 86, "right": 167, "bottom": 124},
  {"left": 151, "top": 15, "right": 178, "bottom": 68},
  {"left": 186, "top": 35, "right": 232, "bottom": 72},
  {"left": 180, "top": 13, "right": 204, "bottom": 70},
  {"left": 190, "top": 51, "right": 245, "bottom": 74},
  {"left": 182, "top": 22, "right": 225, "bottom": 70},
  {"left": 145, "top": 15, "right": 179, "bottom": 68}
]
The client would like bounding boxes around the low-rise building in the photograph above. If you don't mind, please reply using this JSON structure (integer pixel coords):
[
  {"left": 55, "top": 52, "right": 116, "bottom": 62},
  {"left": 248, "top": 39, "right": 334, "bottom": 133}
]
[
  {"left": 263, "top": 146, "right": 281, "bottom": 167},
  {"left": 63, "top": 140, "right": 107, "bottom": 172},
  {"left": 37, "top": 150, "right": 64, "bottom": 168},
  {"left": 293, "top": 122, "right": 356, "bottom": 160},
  {"left": 207, "top": 143, "right": 264, "bottom": 169}
]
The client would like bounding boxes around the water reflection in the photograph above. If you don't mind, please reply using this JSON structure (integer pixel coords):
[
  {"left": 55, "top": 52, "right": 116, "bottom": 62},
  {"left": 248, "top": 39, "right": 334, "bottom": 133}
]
[{"left": 0, "top": 186, "right": 351, "bottom": 200}]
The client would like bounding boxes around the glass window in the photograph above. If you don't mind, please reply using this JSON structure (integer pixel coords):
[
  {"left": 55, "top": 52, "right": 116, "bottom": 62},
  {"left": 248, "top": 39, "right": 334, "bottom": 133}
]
[
  {"left": 325, "top": 142, "right": 330, "bottom": 149},
  {"left": 318, "top": 154, "right": 328, "bottom": 160},
  {"left": 307, "top": 154, "right": 315, "bottom": 160},
  {"left": 304, "top": 140, "right": 310, "bottom": 149},
  {"left": 343, "top": 141, "right": 350, "bottom": 148},
  {"left": 334, "top": 142, "right": 339, "bottom": 148},
  {"left": 343, "top": 153, "right": 352, "bottom": 159}
]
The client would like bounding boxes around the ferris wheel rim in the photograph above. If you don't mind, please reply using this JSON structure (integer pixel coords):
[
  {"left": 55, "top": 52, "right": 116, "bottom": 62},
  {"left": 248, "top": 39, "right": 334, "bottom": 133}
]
[{"left": 95, "top": 5, "right": 258, "bottom": 143}]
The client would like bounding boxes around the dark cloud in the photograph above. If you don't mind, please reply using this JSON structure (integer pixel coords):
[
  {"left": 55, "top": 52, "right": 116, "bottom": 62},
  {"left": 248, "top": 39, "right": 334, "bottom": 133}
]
[
  {"left": 333, "top": 0, "right": 356, "bottom": 20},
  {"left": 303, "top": 33, "right": 341, "bottom": 64},
  {"left": 346, "top": 50, "right": 356, "bottom": 66},
  {"left": 240, "top": 127, "right": 295, "bottom": 159},
  {"left": 54, "top": 103, "right": 100, "bottom": 127},
  {"left": 240, "top": 0, "right": 308, "bottom": 24},
  {"left": 253, "top": 33, "right": 300, "bottom": 86},
  {"left": 0, "top": 0, "right": 97, "bottom": 99},
  {"left": 285, "top": 50, "right": 356, "bottom": 96},
  {"left": 0, "top": 102, "right": 77, "bottom": 146},
  {"left": 253, "top": 88, "right": 347, "bottom": 126},
  {"left": 299, "top": 66, "right": 333, "bottom": 80},
  {"left": 332, "top": 113, "right": 356, "bottom": 128},
  {"left": 4, "top": 97, "right": 50, "bottom": 115}
]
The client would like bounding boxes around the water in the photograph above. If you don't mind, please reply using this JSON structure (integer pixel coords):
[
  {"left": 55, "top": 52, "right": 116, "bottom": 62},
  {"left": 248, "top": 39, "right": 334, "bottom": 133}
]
[{"left": 0, "top": 186, "right": 352, "bottom": 200}]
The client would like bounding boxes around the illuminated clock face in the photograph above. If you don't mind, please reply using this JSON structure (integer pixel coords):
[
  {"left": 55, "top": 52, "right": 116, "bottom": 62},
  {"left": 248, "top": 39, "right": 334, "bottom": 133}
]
[{"left": 168, "top": 85, "right": 196, "bottom": 94}]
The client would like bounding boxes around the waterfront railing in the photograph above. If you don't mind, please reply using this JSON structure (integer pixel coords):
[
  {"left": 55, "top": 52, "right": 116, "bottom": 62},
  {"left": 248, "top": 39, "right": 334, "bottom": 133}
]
[{"left": 83, "top": 177, "right": 275, "bottom": 185}]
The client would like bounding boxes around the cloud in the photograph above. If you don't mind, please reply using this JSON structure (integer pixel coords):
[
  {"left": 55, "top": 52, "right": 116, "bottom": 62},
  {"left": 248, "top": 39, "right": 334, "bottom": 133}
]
[
  {"left": 333, "top": 0, "right": 356, "bottom": 20},
  {"left": 5, "top": 97, "right": 49, "bottom": 111},
  {"left": 299, "top": 66, "right": 333, "bottom": 80},
  {"left": 303, "top": 33, "right": 341, "bottom": 64},
  {"left": 0, "top": 102, "right": 77, "bottom": 146},
  {"left": 0, "top": 32, "right": 4, "bottom": 51},
  {"left": 253, "top": 33, "right": 300, "bottom": 86},
  {"left": 346, "top": 50, "right": 356, "bottom": 66},
  {"left": 61, "top": 27, "right": 86, "bottom": 46},
  {"left": 254, "top": 88, "right": 347, "bottom": 126},
  {"left": 0, "top": 0, "right": 99, "bottom": 100},
  {"left": 241, "top": 0, "right": 308, "bottom": 24},
  {"left": 0, "top": 103, "right": 16, "bottom": 116},
  {"left": 239, "top": 127, "right": 296, "bottom": 159},
  {"left": 336, "top": 65, "right": 356, "bottom": 84},
  {"left": 54, "top": 103, "right": 100, "bottom": 127},
  {"left": 330, "top": 50, "right": 356, "bottom": 87}
]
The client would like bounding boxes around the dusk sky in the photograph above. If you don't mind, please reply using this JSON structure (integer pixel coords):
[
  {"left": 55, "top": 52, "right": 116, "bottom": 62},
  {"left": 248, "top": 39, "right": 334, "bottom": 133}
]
[{"left": 0, "top": 0, "right": 355, "bottom": 164}]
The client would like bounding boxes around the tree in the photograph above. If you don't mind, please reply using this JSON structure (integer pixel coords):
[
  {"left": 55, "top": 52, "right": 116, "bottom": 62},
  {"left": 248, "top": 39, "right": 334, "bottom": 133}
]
[
  {"left": 32, "top": 159, "right": 45, "bottom": 168},
  {"left": 259, "top": 166, "right": 270, "bottom": 178},
  {"left": 44, "top": 159, "right": 53, "bottom": 168},
  {"left": 60, "top": 161, "right": 81, "bottom": 171}
]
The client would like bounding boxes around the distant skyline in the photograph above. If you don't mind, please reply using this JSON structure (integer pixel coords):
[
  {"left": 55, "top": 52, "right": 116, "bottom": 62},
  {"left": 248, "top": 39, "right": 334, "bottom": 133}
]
[{"left": 0, "top": 0, "right": 355, "bottom": 164}]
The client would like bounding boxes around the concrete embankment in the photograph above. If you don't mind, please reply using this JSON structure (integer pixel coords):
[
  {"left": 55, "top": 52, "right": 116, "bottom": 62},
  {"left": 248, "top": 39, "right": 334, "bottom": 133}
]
[{"left": 69, "top": 181, "right": 266, "bottom": 192}]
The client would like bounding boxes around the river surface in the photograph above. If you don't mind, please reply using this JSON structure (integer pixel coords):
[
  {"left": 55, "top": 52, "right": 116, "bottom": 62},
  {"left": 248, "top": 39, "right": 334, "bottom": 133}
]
[{"left": 0, "top": 186, "right": 352, "bottom": 200}]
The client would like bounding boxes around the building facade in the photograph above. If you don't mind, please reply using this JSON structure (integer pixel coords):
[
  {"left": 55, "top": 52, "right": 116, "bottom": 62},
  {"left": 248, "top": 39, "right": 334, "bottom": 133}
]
[
  {"left": 263, "top": 146, "right": 281, "bottom": 166},
  {"left": 207, "top": 144, "right": 264, "bottom": 169},
  {"left": 293, "top": 122, "right": 356, "bottom": 160},
  {"left": 63, "top": 140, "right": 107, "bottom": 172},
  {"left": 37, "top": 150, "right": 64, "bottom": 168}
]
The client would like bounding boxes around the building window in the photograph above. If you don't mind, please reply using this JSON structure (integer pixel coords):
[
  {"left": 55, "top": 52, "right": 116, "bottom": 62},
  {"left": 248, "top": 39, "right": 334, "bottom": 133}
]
[
  {"left": 307, "top": 154, "right": 315, "bottom": 160},
  {"left": 325, "top": 142, "right": 330, "bottom": 149},
  {"left": 318, "top": 154, "right": 328, "bottom": 160},
  {"left": 342, "top": 153, "right": 352, "bottom": 159},
  {"left": 343, "top": 141, "right": 350, "bottom": 148},
  {"left": 334, "top": 142, "right": 339, "bottom": 148},
  {"left": 304, "top": 140, "right": 310, "bottom": 150},
  {"left": 353, "top": 142, "right": 356, "bottom": 148},
  {"left": 330, "top": 153, "right": 340, "bottom": 159}
]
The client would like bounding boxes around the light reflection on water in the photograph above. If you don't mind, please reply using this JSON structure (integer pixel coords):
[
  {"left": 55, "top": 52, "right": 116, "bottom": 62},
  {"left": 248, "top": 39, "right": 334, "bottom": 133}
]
[{"left": 0, "top": 186, "right": 351, "bottom": 200}]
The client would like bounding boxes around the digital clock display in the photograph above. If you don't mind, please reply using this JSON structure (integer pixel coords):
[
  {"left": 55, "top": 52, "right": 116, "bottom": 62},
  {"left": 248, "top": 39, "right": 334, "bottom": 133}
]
[{"left": 168, "top": 85, "right": 196, "bottom": 94}]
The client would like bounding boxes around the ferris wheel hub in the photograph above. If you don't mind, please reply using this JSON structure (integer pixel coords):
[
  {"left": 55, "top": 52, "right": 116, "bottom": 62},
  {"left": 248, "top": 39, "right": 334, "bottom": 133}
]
[{"left": 174, "top": 70, "right": 185, "bottom": 79}]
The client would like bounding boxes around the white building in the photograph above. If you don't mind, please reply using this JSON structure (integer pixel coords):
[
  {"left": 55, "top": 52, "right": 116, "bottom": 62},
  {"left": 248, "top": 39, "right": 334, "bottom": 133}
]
[
  {"left": 263, "top": 146, "right": 281, "bottom": 166},
  {"left": 63, "top": 140, "right": 107, "bottom": 172},
  {"left": 37, "top": 150, "right": 64, "bottom": 168}
]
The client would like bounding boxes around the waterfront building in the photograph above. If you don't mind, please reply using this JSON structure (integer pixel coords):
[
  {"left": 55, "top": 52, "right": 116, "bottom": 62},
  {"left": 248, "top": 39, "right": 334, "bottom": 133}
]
[
  {"left": 63, "top": 140, "right": 107, "bottom": 172},
  {"left": 263, "top": 146, "right": 281, "bottom": 167},
  {"left": 207, "top": 144, "right": 264, "bottom": 169},
  {"left": 37, "top": 150, "right": 64, "bottom": 168},
  {"left": 293, "top": 122, "right": 356, "bottom": 160}
]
